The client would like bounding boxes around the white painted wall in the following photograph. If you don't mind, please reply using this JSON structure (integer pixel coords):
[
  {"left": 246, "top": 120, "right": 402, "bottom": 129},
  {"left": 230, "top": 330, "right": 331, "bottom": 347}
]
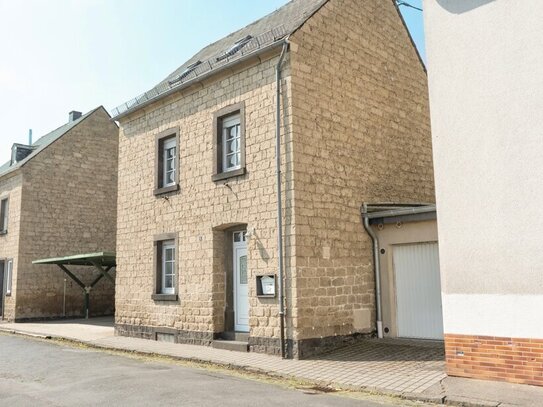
[{"left": 424, "top": 0, "right": 543, "bottom": 339}]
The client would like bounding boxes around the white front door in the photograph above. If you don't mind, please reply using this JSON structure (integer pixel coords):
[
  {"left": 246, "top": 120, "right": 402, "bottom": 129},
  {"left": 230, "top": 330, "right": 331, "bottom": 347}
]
[
  {"left": 233, "top": 232, "right": 249, "bottom": 332},
  {"left": 393, "top": 242, "right": 444, "bottom": 340}
]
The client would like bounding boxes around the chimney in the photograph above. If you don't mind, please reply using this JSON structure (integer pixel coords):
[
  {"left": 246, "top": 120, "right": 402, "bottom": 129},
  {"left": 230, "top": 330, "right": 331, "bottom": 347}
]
[
  {"left": 69, "top": 111, "right": 82, "bottom": 122},
  {"left": 28, "top": 129, "right": 33, "bottom": 145}
]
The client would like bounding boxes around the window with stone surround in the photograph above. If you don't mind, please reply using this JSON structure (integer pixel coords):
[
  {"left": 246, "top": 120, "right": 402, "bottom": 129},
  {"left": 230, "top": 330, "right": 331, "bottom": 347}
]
[
  {"left": 0, "top": 198, "right": 8, "bottom": 234},
  {"left": 152, "top": 233, "right": 178, "bottom": 301},
  {"left": 212, "top": 102, "right": 246, "bottom": 182},
  {"left": 154, "top": 127, "right": 180, "bottom": 196}
]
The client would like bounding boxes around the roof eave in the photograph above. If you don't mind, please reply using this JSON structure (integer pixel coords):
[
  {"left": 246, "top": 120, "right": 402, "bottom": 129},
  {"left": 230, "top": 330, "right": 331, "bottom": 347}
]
[{"left": 112, "top": 39, "right": 288, "bottom": 122}]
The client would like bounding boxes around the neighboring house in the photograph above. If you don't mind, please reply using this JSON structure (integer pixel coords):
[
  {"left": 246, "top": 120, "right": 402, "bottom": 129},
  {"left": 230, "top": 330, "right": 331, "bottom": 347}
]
[
  {"left": 112, "top": 0, "right": 435, "bottom": 358},
  {"left": 424, "top": 1, "right": 543, "bottom": 386},
  {"left": 0, "top": 107, "right": 119, "bottom": 321}
]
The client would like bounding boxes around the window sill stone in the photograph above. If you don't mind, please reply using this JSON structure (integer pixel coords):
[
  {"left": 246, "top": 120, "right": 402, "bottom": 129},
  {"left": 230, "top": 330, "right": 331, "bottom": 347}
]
[
  {"left": 154, "top": 184, "right": 179, "bottom": 196},
  {"left": 151, "top": 294, "right": 178, "bottom": 302},
  {"left": 211, "top": 167, "right": 246, "bottom": 182}
]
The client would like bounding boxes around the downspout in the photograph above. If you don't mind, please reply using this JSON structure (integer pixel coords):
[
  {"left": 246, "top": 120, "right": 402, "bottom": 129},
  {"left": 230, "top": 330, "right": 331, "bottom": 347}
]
[
  {"left": 276, "top": 38, "right": 289, "bottom": 358},
  {"left": 361, "top": 203, "right": 384, "bottom": 338}
]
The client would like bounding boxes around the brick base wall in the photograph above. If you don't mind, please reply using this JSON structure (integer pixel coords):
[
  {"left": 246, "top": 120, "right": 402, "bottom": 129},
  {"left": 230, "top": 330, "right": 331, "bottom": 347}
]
[{"left": 445, "top": 334, "right": 543, "bottom": 386}]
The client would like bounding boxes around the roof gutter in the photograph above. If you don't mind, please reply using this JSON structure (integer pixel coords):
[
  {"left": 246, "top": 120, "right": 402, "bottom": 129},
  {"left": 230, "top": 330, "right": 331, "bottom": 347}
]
[
  {"left": 112, "top": 40, "right": 287, "bottom": 122},
  {"left": 365, "top": 205, "right": 436, "bottom": 220}
]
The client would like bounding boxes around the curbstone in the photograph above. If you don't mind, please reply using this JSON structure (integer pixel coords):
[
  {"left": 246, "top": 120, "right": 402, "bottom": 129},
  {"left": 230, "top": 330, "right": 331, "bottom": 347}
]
[
  {"left": 444, "top": 395, "right": 499, "bottom": 407},
  {"left": 0, "top": 327, "right": 51, "bottom": 340},
  {"left": 402, "top": 392, "right": 446, "bottom": 404}
]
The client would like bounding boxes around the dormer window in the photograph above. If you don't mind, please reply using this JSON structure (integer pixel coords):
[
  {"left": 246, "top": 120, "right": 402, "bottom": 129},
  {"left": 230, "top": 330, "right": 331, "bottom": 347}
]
[
  {"left": 216, "top": 35, "right": 253, "bottom": 62},
  {"left": 10, "top": 144, "right": 34, "bottom": 165}
]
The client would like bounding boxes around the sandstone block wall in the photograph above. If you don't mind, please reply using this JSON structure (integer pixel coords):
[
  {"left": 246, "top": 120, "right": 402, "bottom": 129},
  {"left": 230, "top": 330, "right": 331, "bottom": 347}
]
[
  {"left": 288, "top": 0, "right": 434, "bottom": 344},
  {"left": 115, "top": 52, "right": 294, "bottom": 344},
  {"left": 0, "top": 173, "right": 23, "bottom": 321},
  {"left": 115, "top": 0, "right": 435, "bottom": 358},
  {"left": 14, "top": 107, "right": 118, "bottom": 320}
]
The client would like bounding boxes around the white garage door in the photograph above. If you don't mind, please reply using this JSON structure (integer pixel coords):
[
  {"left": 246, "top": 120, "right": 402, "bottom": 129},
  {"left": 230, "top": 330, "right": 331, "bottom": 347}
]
[{"left": 393, "top": 242, "right": 444, "bottom": 340}]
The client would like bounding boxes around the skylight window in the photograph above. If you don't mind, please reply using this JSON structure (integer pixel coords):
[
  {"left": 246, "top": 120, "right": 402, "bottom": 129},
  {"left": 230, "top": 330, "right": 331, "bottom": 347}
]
[
  {"left": 168, "top": 60, "right": 202, "bottom": 85},
  {"left": 216, "top": 35, "right": 253, "bottom": 62}
]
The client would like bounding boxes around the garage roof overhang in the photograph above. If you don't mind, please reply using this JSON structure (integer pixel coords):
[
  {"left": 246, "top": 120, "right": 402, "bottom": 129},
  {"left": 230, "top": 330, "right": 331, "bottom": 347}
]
[{"left": 362, "top": 203, "right": 436, "bottom": 225}]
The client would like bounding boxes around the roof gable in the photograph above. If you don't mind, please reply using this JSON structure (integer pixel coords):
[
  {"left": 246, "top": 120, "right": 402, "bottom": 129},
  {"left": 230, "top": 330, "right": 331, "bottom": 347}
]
[{"left": 0, "top": 106, "right": 106, "bottom": 179}]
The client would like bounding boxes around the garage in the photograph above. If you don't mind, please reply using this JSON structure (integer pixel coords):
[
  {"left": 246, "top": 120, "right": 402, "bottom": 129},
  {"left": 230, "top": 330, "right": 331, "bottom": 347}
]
[{"left": 362, "top": 204, "right": 444, "bottom": 341}]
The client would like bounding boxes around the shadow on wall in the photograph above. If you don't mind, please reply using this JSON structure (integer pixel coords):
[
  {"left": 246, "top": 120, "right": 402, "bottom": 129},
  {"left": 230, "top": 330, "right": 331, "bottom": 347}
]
[{"left": 436, "top": 0, "right": 495, "bottom": 14}]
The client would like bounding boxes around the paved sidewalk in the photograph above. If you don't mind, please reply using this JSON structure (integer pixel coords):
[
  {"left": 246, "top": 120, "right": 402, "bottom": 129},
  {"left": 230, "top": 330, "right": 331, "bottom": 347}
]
[{"left": 1, "top": 318, "right": 543, "bottom": 406}]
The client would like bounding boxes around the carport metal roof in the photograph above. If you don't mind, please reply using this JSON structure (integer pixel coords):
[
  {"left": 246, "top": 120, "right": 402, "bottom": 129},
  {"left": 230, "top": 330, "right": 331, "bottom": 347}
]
[
  {"left": 33, "top": 252, "right": 116, "bottom": 319},
  {"left": 33, "top": 252, "right": 116, "bottom": 267}
]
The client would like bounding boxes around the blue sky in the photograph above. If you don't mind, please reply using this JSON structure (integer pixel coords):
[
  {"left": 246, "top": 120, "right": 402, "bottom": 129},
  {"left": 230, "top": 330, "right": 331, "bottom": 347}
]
[{"left": 0, "top": 0, "right": 424, "bottom": 163}]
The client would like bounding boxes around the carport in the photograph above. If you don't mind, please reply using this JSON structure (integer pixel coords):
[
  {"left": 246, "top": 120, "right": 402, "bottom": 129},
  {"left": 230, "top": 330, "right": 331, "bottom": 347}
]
[{"left": 32, "top": 252, "right": 116, "bottom": 319}]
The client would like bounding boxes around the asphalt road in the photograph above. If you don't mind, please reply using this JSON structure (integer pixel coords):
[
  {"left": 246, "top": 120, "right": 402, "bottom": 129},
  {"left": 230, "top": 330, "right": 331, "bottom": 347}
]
[{"left": 0, "top": 334, "right": 406, "bottom": 407}]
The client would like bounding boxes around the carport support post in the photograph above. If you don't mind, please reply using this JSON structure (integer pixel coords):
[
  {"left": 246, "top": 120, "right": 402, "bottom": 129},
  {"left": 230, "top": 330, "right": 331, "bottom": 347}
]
[{"left": 84, "top": 287, "right": 91, "bottom": 319}]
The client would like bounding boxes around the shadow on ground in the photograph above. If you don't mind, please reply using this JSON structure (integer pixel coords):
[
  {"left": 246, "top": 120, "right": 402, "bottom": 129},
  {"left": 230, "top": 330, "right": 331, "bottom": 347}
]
[{"left": 309, "top": 338, "right": 445, "bottom": 364}]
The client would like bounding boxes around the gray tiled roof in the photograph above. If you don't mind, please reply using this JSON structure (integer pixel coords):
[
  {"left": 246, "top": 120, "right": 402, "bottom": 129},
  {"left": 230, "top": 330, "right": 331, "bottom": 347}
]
[
  {"left": 0, "top": 107, "right": 100, "bottom": 178},
  {"left": 158, "top": 0, "right": 326, "bottom": 87},
  {"left": 112, "top": 0, "right": 327, "bottom": 118}
]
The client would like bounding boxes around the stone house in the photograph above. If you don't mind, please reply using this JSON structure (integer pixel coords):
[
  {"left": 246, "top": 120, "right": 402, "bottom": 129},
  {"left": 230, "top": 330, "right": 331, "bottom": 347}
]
[
  {"left": 424, "top": 0, "right": 543, "bottom": 386},
  {"left": 112, "top": 0, "right": 434, "bottom": 358},
  {"left": 0, "top": 107, "right": 118, "bottom": 321}
]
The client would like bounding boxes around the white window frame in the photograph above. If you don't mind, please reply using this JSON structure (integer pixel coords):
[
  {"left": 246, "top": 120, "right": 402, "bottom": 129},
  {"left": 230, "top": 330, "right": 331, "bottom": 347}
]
[
  {"left": 161, "top": 241, "right": 175, "bottom": 295},
  {"left": 222, "top": 114, "right": 241, "bottom": 173},
  {"left": 5, "top": 259, "right": 13, "bottom": 296},
  {"left": 0, "top": 198, "right": 8, "bottom": 233},
  {"left": 162, "top": 138, "right": 177, "bottom": 188}
]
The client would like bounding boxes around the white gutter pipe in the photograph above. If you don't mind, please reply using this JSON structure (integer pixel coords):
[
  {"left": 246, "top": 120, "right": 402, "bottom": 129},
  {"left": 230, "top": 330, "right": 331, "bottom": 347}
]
[
  {"left": 361, "top": 203, "right": 384, "bottom": 338},
  {"left": 276, "top": 39, "right": 289, "bottom": 358}
]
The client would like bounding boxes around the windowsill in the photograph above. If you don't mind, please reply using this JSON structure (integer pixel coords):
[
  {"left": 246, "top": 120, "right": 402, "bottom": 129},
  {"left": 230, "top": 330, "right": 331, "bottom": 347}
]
[
  {"left": 154, "top": 184, "right": 179, "bottom": 196},
  {"left": 0, "top": 230, "right": 7, "bottom": 236},
  {"left": 151, "top": 293, "right": 178, "bottom": 302},
  {"left": 212, "top": 167, "right": 246, "bottom": 182}
]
